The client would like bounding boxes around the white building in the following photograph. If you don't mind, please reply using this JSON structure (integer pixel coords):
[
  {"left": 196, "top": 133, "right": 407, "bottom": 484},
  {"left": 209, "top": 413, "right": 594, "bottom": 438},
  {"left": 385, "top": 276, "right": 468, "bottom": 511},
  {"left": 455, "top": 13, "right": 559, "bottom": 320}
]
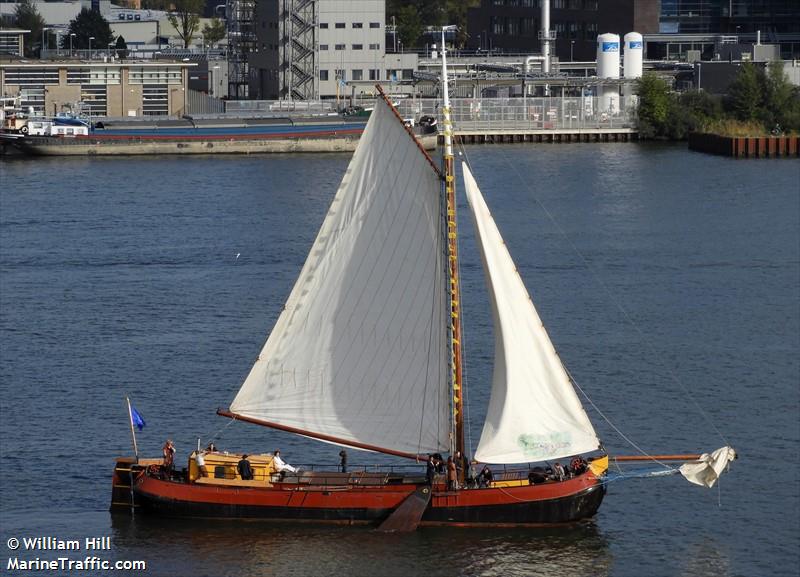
[
  {"left": 251, "top": 0, "right": 413, "bottom": 101},
  {"left": 316, "top": 0, "right": 383, "bottom": 99}
]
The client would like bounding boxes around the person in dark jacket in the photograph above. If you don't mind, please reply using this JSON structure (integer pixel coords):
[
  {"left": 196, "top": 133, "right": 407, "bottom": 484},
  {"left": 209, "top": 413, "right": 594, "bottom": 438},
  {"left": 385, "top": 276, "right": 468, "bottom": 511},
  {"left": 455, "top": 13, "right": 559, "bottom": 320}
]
[
  {"left": 238, "top": 454, "right": 254, "bottom": 480},
  {"left": 426, "top": 455, "right": 436, "bottom": 485},
  {"left": 339, "top": 449, "right": 348, "bottom": 473}
]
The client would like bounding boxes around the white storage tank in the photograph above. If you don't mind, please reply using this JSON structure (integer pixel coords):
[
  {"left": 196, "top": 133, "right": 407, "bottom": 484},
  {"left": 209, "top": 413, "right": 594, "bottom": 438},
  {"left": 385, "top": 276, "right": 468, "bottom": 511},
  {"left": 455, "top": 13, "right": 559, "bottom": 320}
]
[
  {"left": 596, "top": 33, "right": 620, "bottom": 78},
  {"left": 624, "top": 32, "right": 643, "bottom": 79},
  {"left": 596, "top": 33, "right": 620, "bottom": 114}
]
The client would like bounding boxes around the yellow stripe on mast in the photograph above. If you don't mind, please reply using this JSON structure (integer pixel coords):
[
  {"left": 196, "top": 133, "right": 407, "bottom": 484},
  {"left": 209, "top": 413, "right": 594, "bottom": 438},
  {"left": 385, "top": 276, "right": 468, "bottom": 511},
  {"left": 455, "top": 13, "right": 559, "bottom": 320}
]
[{"left": 441, "top": 25, "right": 465, "bottom": 460}]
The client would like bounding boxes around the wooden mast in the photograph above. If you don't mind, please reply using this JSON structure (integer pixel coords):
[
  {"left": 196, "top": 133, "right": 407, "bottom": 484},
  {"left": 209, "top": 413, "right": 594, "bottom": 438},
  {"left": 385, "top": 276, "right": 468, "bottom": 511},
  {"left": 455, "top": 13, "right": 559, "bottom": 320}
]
[{"left": 440, "top": 27, "right": 465, "bottom": 460}]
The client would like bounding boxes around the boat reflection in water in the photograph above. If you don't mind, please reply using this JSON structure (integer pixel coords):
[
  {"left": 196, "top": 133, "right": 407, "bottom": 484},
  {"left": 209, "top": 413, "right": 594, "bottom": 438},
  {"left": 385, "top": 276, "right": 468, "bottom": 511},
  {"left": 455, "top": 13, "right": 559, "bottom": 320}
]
[{"left": 110, "top": 514, "right": 612, "bottom": 576}]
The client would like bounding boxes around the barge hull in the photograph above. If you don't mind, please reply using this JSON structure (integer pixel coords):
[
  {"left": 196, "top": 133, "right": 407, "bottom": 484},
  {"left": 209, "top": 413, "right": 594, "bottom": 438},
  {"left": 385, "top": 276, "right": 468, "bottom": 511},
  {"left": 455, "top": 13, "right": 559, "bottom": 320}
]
[{"left": 128, "top": 468, "right": 605, "bottom": 527}]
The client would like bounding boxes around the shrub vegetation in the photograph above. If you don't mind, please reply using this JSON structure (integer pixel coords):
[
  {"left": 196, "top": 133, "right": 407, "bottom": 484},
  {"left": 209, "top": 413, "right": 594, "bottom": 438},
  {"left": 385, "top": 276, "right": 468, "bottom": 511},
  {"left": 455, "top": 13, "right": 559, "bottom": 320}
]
[{"left": 636, "top": 61, "right": 800, "bottom": 139}]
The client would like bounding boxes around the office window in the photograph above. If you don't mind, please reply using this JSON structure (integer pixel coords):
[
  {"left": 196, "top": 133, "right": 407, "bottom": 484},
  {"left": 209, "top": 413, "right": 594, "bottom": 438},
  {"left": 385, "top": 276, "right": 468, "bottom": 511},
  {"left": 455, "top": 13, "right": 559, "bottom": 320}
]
[
  {"left": 369, "top": 22, "right": 380, "bottom": 28},
  {"left": 335, "top": 69, "right": 345, "bottom": 81},
  {"left": 402, "top": 69, "right": 413, "bottom": 80},
  {"left": 352, "top": 44, "right": 363, "bottom": 50},
  {"left": 320, "top": 22, "right": 328, "bottom": 28},
  {"left": 352, "top": 22, "right": 362, "bottom": 28},
  {"left": 335, "top": 22, "right": 345, "bottom": 28},
  {"left": 320, "top": 70, "right": 328, "bottom": 81},
  {"left": 352, "top": 69, "right": 363, "bottom": 80},
  {"left": 320, "top": 44, "right": 328, "bottom": 50},
  {"left": 335, "top": 43, "right": 345, "bottom": 50},
  {"left": 369, "top": 68, "right": 380, "bottom": 80},
  {"left": 369, "top": 43, "right": 380, "bottom": 50}
]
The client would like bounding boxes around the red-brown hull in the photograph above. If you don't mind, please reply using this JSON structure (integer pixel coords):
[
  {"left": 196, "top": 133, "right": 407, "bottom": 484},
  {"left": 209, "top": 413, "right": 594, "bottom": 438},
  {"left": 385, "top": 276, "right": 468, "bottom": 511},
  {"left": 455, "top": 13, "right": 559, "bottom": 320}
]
[{"left": 129, "top": 471, "right": 606, "bottom": 527}]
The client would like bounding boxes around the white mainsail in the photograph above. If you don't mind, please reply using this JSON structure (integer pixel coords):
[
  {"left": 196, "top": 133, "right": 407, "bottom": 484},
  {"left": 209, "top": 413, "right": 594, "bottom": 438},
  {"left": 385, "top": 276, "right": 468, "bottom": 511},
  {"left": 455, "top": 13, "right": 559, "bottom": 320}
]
[
  {"left": 231, "top": 99, "right": 450, "bottom": 455},
  {"left": 463, "top": 163, "right": 601, "bottom": 464}
]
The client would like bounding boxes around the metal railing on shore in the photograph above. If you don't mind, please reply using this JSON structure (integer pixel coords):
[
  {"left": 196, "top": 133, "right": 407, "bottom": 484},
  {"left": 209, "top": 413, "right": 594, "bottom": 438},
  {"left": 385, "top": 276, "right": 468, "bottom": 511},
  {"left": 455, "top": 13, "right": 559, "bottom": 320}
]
[{"left": 397, "top": 96, "right": 637, "bottom": 132}]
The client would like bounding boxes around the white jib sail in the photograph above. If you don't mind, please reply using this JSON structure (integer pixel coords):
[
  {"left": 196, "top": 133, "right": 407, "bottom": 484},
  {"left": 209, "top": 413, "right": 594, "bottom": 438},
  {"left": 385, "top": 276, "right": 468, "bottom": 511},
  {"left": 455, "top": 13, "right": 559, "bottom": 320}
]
[
  {"left": 679, "top": 446, "right": 737, "bottom": 488},
  {"left": 230, "top": 99, "right": 450, "bottom": 455},
  {"left": 463, "top": 163, "right": 601, "bottom": 464}
]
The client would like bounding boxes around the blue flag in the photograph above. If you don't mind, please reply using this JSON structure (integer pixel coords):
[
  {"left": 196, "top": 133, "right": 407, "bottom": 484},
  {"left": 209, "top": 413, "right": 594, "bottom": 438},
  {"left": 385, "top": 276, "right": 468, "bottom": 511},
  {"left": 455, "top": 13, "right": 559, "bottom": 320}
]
[{"left": 130, "top": 406, "right": 146, "bottom": 431}]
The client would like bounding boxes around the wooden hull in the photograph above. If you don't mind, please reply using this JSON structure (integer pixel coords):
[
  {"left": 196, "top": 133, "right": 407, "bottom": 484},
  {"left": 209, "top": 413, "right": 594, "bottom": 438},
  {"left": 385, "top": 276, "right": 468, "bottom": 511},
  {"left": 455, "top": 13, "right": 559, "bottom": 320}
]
[{"left": 127, "top": 468, "right": 606, "bottom": 527}]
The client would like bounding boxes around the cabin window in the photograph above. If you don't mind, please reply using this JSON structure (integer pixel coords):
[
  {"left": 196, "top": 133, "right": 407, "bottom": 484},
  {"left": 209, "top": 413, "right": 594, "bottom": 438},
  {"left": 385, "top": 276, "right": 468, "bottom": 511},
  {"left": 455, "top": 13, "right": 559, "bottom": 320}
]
[{"left": 214, "top": 465, "right": 227, "bottom": 479}]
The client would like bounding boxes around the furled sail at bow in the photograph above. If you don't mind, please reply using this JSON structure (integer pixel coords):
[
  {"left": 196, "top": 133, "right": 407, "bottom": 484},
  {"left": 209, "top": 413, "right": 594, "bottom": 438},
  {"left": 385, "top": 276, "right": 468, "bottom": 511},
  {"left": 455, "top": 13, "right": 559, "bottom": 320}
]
[
  {"left": 463, "top": 163, "right": 601, "bottom": 464},
  {"left": 230, "top": 99, "right": 450, "bottom": 455}
]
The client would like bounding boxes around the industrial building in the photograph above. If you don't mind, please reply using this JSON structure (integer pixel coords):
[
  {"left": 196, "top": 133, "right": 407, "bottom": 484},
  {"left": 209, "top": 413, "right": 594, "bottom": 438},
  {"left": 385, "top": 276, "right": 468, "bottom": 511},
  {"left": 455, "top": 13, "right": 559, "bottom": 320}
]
[
  {"left": 466, "top": 0, "right": 659, "bottom": 62},
  {"left": 0, "top": 57, "right": 194, "bottom": 117},
  {"left": 466, "top": 0, "right": 799, "bottom": 61},
  {"left": 248, "top": 0, "right": 391, "bottom": 100}
]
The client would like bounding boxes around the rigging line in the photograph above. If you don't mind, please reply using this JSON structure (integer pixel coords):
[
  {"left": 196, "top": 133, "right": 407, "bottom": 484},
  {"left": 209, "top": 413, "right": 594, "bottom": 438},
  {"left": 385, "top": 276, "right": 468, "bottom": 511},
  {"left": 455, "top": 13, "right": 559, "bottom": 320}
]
[
  {"left": 203, "top": 410, "right": 239, "bottom": 446},
  {"left": 564, "top": 366, "right": 675, "bottom": 470},
  {"left": 492, "top": 148, "right": 730, "bottom": 448}
]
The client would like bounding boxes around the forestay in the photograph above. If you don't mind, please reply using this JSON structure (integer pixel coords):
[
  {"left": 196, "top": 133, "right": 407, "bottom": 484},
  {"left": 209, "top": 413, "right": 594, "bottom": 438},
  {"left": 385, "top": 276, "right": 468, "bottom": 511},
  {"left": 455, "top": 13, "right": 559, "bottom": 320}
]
[
  {"left": 231, "top": 99, "right": 450, "bottom": 455},
  {"left": 463, "top": 163, "right": 601, "bottom": 464}
]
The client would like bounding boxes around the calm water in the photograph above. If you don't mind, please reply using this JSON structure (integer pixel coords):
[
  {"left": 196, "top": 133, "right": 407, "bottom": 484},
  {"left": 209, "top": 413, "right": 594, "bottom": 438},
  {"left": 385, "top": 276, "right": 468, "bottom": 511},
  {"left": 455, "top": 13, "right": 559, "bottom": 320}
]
[{"left": 1, "top": 145, "right": 798, "bottom": 577}]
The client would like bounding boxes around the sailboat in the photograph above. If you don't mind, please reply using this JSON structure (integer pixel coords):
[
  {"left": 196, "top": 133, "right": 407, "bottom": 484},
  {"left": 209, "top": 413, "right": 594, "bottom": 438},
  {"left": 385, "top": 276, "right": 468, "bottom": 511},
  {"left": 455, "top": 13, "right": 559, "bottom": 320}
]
[{"left": 112, "top": 35, "right": 735, "bottom": 528}]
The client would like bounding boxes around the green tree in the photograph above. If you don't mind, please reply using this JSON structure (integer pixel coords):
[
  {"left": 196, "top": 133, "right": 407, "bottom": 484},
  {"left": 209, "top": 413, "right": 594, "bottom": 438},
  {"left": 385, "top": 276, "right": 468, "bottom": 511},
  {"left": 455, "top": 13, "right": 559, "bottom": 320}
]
[
  {"left": 395, "top": 5, "right": 423, "bottom": 48},
  {"left": 167, "top": 0, "right": 205, "bottom": 49},
  {"left": 763, "top": 60, "right": 800, "bottom": 131},
  {"left": 202, "top": 18, "right": 226, "bottom": 47},
  {"left": 665, "top": 90, "right": 723, "bottom": 140},
  {"left": 13, "top": 0, "right": 45, "bottom": 57},
  {"left": 726, "top": 61, "right": 765, "bottom": 123},
  {"left": 636, "top": 73, "right": 672, "bottom": 139},
  {"left": 63, "top": 8, "right": 114, "bottom": 50},
  {"left": 115, "top": 35, "right": 128, "bottom": 59}
]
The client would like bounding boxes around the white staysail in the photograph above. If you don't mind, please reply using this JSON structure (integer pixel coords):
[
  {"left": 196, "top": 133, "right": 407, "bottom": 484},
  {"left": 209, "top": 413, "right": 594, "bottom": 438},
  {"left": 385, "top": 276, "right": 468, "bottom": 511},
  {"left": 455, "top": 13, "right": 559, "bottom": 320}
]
[
  {"left": 463, "top": 163, "right": 601, "bottom": 464},
  {"left": 679, "top": 446, "right": 737, "bottom": 488},
  {"left": 231, "top": 99, "right": 450, "bottom": 455}
]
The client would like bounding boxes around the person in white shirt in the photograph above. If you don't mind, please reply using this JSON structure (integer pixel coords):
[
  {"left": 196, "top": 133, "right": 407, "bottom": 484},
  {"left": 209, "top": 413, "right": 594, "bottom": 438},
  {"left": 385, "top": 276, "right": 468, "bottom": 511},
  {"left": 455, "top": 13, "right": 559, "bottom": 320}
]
[
  {"left": 195, "top": 450, "right": 208, "bottom": 478},
  {"left": 272, "top": 449, "right": 297, "bottom": 474}
]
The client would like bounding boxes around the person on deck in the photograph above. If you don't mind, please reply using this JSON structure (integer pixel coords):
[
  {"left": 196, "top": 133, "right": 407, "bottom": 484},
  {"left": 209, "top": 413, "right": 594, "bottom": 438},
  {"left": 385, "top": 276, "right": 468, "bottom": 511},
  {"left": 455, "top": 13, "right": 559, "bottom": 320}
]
[
  {"left": 238, "top": 454, "right": 254, "bottom": 480},
  {"left": 194, "top": 450, "right": 208, "bottom": 478},
  {"left": 426, "top": 455, "right": 436, "bottom": 485},
  {"left": 339, "top": 449, "right": 348, "bottom": 473},
  {"left": 162, "top": 439, "right": 175, "bottom": 474},
  {"left": 446, "top": 456, "right": 457, "bottom": 491},
  {"left": 272, "top": 449, "right": 297, "bottom": 474},
  {"left": 478, "top": 465, "right": 493, "bottom": 488},
  {"left": 552, "top": 462, "right": 566, "bottom": 481},
  {"left": 454, "top": 451, "right": 468, "bottom": 483}
]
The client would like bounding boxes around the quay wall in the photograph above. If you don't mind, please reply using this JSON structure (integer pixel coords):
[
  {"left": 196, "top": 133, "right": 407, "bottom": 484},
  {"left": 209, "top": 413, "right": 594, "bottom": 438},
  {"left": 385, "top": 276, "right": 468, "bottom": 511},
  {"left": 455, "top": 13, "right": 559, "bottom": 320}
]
[
  {"left": 689, "top": 133, "right": 800, "bottom": 158},
  {"left": 449, "top": 129, "right": 636, "bottom": 144}
]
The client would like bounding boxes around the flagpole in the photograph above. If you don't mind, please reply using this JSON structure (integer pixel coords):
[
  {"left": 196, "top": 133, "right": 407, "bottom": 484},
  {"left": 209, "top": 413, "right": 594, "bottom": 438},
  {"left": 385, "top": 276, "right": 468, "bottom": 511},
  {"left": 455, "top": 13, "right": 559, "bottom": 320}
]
[{"left": 126, "top": 396, "right": 139, "bottom": 462}]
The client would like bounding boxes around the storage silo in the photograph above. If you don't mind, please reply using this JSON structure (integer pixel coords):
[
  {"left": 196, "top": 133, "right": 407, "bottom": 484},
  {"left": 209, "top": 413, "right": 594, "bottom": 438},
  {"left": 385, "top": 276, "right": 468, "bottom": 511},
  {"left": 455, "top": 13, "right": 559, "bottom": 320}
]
[
  {"left": 623, "top": 32, "right": 643, "bottom": 110},
  {"left": 596, "top": 33, "right": 620, "bottom": 114},
  {"left": 624, "top": 32, "right": 643, "bottom": 79}
]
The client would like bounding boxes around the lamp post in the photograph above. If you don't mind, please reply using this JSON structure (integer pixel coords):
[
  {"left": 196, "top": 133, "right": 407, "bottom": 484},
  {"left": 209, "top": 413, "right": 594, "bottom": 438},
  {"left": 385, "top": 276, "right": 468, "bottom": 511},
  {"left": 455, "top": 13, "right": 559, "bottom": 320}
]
[
  {"left": 108, "top": 41, "right": 115, "bottom": 58},
  {"left": 570, "top": 40, "right": 575, "bottom": 62},
  {"left": 211, "top": 65, "right": 220, "bottom": 97},
  {"left": 697, "top": 62, "right": 702, "bottom": 91},
  {"left": 70, "top": 33, "right": 76, "bottom": 57},
  {"left": 89, "top": 36, "right": 95, "bottom": 56},
  {"left": 41, "top": 27, "right": 50, "bottom": 56}
]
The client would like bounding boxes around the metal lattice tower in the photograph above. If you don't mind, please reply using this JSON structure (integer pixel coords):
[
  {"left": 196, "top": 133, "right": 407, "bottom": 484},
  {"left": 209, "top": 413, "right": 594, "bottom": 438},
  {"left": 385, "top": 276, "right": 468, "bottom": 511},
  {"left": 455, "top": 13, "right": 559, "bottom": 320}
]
[
  {"left": 279, "top": 0, "right": 316, "bottom": 100},
  {"left": 227, "top": 0, "right": 255, "bottom": 99}
]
